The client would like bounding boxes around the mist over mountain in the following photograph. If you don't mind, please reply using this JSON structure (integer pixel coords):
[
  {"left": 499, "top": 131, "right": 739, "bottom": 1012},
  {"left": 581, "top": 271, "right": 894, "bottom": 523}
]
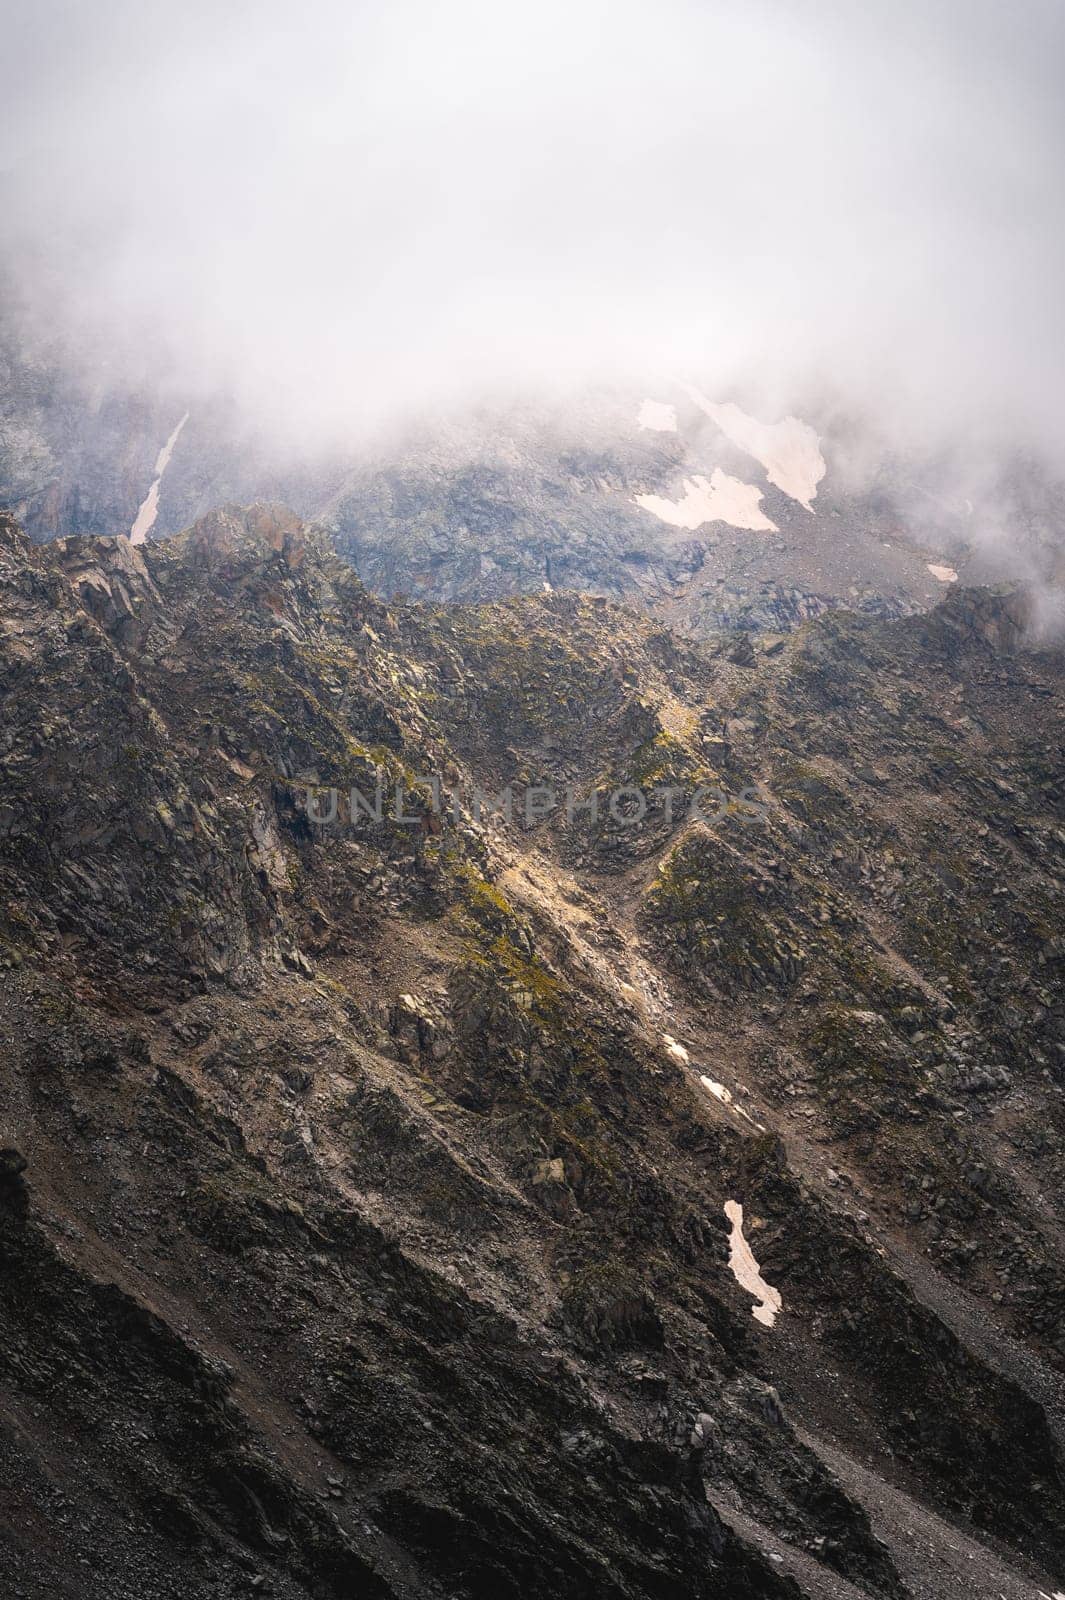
[
  {"left": 2, "top": 9, "right": 1065, "bottom": 1600},
  {"left": 3, "top": 0, "right": 1064, "bottom": 463}
]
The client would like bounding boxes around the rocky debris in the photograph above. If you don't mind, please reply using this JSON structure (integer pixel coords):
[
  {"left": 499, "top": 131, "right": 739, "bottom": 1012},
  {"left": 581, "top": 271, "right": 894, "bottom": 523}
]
[{"left": 957, "top": 1063, "right": 1013, "bottom": 1094}]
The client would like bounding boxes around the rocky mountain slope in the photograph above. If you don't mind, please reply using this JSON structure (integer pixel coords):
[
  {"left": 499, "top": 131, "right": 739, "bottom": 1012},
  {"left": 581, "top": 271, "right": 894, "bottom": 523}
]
[{"left": 1, "top": 503, "right": 1064, "bottom": 1598}]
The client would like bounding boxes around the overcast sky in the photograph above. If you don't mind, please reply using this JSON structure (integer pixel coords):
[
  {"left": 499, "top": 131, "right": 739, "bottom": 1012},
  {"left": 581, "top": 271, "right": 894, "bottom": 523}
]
[{"left": 2, "top": 0, "right": 1063, "bottom": 452}]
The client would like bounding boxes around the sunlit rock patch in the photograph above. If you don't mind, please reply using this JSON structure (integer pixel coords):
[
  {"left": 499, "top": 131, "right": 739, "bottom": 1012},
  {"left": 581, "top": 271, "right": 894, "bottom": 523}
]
[{"left": 700, "top": 1074, "right": 765, "bottom": 1130}]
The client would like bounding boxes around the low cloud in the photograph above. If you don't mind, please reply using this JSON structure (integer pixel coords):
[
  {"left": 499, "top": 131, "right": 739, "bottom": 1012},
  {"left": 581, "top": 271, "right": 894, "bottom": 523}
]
[{"left": 2, "top": 0, "right": 1063, "bottom": 461}]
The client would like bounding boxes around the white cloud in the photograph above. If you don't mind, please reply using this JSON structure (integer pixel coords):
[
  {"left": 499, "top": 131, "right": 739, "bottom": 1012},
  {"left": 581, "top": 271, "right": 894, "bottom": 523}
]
[{"left": 1, "top": 0, "right": 1063, "bottom": 461}]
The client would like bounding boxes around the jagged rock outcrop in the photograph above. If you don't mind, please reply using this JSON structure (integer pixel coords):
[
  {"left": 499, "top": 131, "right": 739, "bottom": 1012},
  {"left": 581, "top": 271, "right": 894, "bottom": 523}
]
[
  {"left": 48, "top": 533, "right": 163, "bottom": 648},
  {"left": 924, "top": 582, "right": 1032, "bottom": 653}
]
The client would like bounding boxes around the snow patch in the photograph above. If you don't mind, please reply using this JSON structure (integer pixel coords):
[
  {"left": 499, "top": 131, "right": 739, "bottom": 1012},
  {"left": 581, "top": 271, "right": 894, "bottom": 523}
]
[
  {"left": 724, "top": 1200, "right": 782, "bottom": 1328},
  {"left": 682, "top": 385, "right": 824, "bottom": 510},
  {"left": 927, "top": 563, "right": 958, "bottom": 583},
  {"left": 637, "top": 398, "right": 678, "bottom": 432},
  {"left": 636, "top": 469, "right": 777, "bottom": 532},
  {"left": 130, "top": 412, "right": 189, "bottom": 545}
]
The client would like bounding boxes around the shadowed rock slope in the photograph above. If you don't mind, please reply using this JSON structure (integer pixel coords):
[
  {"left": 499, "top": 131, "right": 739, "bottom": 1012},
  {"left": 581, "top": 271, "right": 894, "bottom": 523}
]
[{"left": 1, "top": 505, "right": 1064, "bottom": 1599}]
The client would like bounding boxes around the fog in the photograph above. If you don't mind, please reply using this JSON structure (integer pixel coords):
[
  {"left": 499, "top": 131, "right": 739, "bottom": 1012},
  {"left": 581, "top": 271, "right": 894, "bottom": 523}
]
[{"left": 2, "top": 0, "right": 1064, "bottom": 459}]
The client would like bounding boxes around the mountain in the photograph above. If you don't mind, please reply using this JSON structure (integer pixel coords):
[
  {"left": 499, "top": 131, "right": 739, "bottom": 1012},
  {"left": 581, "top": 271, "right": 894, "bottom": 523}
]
[
  {"left": 4, "top": 304, "right": 1064, "bottom": 644},
  {"left": 1, "top": 504, "right": 1064, "bottom": 1598}
]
